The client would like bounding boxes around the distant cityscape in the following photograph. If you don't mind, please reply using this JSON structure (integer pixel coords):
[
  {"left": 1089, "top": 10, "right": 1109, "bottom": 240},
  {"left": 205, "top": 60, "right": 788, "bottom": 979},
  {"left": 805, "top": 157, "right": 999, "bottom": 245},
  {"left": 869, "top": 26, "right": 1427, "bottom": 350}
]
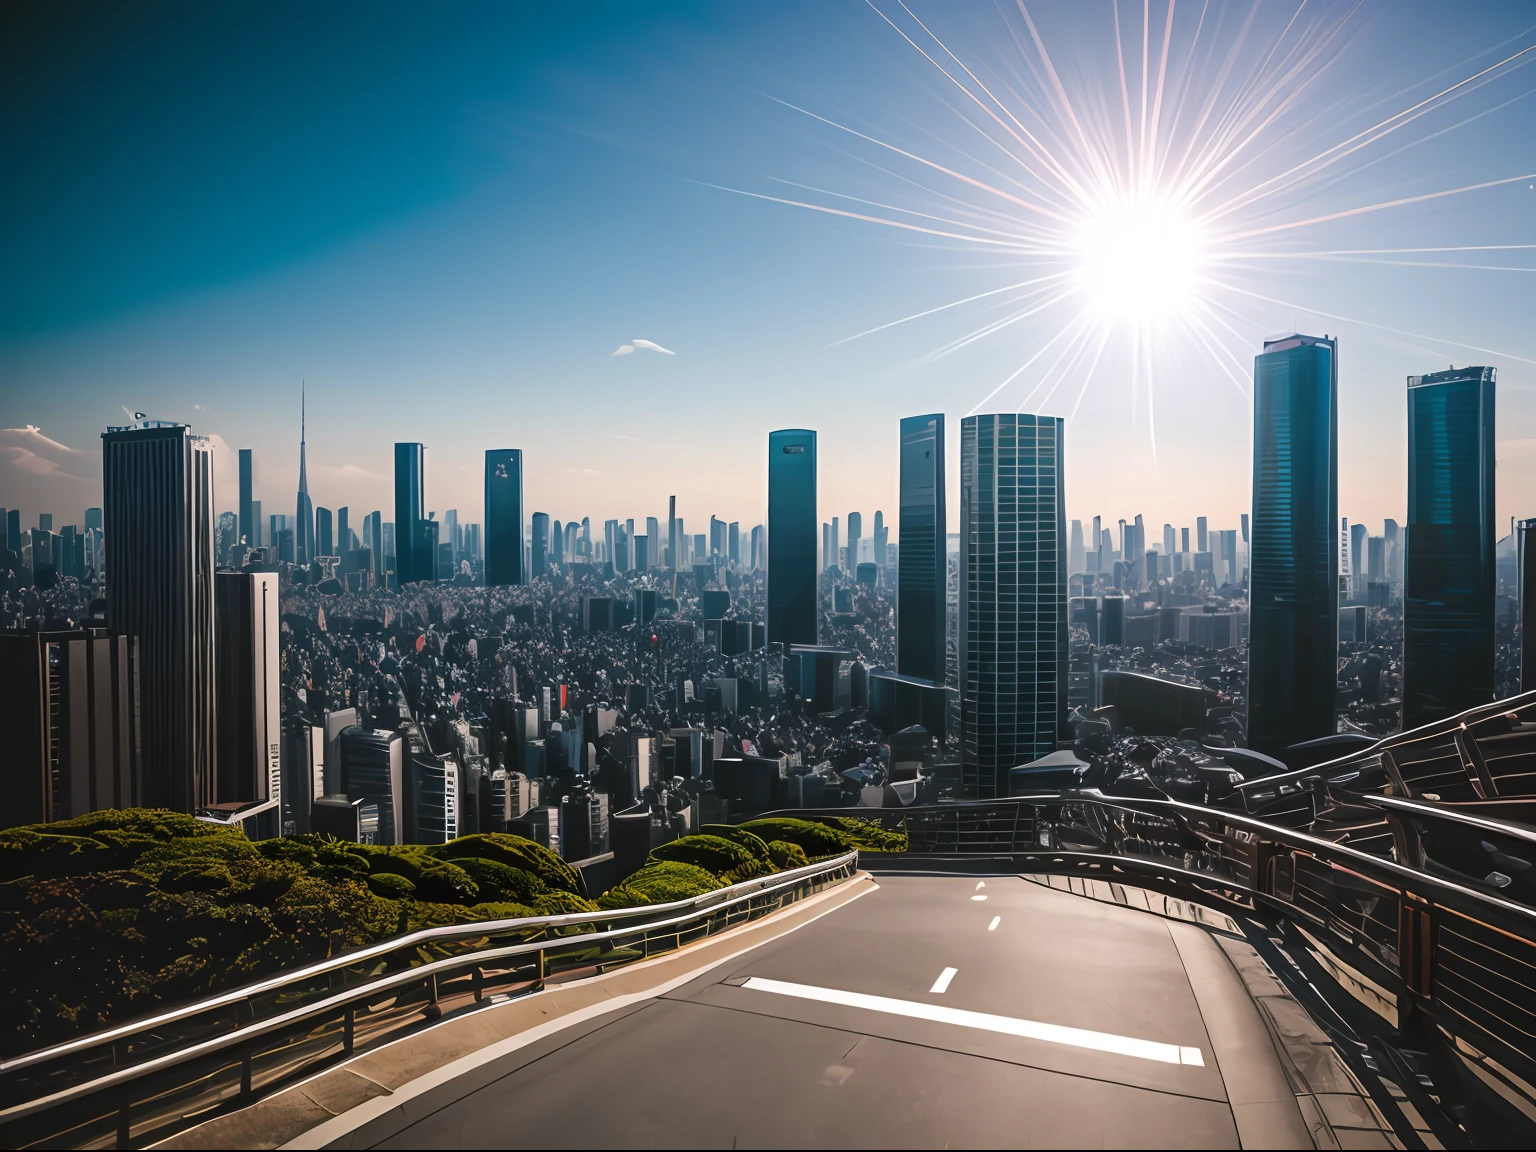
[{"left": 2, "top": 339, "right": 1530, "bottom": 866}]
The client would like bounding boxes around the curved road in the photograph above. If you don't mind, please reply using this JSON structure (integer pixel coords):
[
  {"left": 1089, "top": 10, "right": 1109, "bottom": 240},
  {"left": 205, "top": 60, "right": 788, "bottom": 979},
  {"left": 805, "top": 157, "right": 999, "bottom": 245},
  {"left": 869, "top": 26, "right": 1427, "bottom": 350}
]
[{"left": 321, "top": 873, "right": 1345, "bottom": 1149}]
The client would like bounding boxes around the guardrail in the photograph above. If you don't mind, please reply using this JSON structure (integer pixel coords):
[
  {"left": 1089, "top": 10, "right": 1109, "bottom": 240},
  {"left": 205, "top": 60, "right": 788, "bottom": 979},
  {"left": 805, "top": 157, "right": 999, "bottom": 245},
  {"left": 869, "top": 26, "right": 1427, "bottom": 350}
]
[
  {"left": 771, "top": 792, "right": 1536, "bottom": 1130},
  {"left": 0, "top": 851, "right": 859, "bottom": 1150}
]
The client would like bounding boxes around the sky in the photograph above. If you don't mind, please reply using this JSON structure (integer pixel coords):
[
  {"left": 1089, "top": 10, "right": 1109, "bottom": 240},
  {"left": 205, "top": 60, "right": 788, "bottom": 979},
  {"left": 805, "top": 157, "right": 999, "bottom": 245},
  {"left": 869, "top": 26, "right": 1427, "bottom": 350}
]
[{"left": 2, "top": 0, "right": 1535, "bottom": 542}]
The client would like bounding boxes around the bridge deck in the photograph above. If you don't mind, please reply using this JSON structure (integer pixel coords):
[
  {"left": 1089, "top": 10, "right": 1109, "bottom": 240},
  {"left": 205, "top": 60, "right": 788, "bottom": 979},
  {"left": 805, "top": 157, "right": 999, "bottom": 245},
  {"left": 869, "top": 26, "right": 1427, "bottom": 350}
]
[{"left": 324, "top": 874, "right": 1341, "bottom": 1149}]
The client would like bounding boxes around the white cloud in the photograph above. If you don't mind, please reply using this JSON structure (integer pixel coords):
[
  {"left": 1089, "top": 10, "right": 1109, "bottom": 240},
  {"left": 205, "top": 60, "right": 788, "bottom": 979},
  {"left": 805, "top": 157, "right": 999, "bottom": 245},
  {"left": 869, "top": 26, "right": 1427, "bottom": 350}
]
[
  {"left": 613, "top": 338, "right": 674, "bottom": 357},
  {"left": 0, "top": 425, "right": 101, "bottom": 520}
]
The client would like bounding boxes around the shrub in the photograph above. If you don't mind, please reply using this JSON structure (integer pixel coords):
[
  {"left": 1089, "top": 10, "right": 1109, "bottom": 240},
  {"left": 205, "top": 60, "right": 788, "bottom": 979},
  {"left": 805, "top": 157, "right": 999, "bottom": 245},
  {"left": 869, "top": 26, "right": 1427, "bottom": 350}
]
[
  {"left": 767, "top": 840, "right": 809, "bottom": 870},
  {"left": 834, "top": 817, "right": 908, "bottom": 853},
  {"left": 600, "top": 861, "right": 721, "bottom": 908},
  {"left": 413, "top": 863, "right": 479, "bottom": 905},
  {"left": 368, "top": 872, "right": 415, "bottom": 899},
  {"left": 532, "top": 890, "right": 600, "bottom": 916},
  {"left": 698, "top": 825, "right": 773, "bottom": 861},
  {"left": 739, "top": 818, "right": 853, "bottom": 858},
  {"left": 648, "top": 834, "right": 761, "bottom": 878},
  {"left": 452, "top": 857, "right": 545, "bottom": 903},
  {"left": 425, "top": 834, "right": 584, "bottom": 896}
]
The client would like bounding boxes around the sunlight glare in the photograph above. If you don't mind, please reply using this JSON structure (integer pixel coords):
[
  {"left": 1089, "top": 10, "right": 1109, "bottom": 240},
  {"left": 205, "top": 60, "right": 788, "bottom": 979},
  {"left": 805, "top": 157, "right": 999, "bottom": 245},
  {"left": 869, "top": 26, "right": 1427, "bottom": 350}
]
[{"left": 1074, "top": 194, "right": 1205, "bottom": 325}]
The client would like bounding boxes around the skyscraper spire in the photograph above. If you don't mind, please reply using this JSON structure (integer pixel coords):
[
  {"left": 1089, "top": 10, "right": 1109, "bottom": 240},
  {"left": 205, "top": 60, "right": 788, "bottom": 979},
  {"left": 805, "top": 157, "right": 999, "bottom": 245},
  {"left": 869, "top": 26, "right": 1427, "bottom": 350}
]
[{"left": 295, "top": 380, "right": 314, "bottom": 564}]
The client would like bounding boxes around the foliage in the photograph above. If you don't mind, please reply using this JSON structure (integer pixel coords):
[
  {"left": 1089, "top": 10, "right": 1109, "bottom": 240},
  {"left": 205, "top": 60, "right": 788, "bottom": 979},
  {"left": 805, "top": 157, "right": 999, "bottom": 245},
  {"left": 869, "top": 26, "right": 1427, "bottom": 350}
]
[
  {"left": 649, "top": 834, "right": 770, "bottom": 881},
  {"left": 598, "top": 860, "right": 721, "bottom": 909},
  {"left": 451, "top": 857, "right": 546, "bottom": 904},
  {"left": 739, "top": 815, "right": 907, "bottom": 855},
  {"left": 698, "top": 824, "right": 773, "bottom": 861},
  {"left": 766, "top": 840, "right": 810, "bottom": 870},
  {"left": 424, "top": 834, "right": 585, "bottom": 896}
]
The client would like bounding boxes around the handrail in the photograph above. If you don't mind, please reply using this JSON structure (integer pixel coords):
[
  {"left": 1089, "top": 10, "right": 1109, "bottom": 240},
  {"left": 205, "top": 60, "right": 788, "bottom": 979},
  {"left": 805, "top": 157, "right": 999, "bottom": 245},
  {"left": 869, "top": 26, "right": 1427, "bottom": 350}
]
[
  {"left": 0, "top": 849, "right": 851, "bottom": 1078},
  {"left": 0, "top": 852, "right": 859, "bottom": 1147}
]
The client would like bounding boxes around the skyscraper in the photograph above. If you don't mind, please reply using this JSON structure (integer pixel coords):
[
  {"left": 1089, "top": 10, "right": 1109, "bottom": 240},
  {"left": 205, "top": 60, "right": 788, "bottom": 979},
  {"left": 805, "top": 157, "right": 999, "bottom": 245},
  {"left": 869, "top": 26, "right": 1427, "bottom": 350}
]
[
  {"left": 846, "top": 511, "right": 862, "bottom": 570},
  {"left": 485, "top": 449, "right": 525, "bottom": 586},
  {"left": 1069, "top": 519, "right": 1085, "bottom": 575},
  {"left": 898, "top": 413, "right": 946, "bottom": 684},
  {"left": 728, "top": 521, "right": 741, "bottom": 565},
  {"left": 337, "top": 506, "right": 350, "bottom": 554},
  {"left": 394, "top": 442, "right": 427, "bottom": 584},
  {"left": 959, "top": 413, "right": 1067, "bottom": 798},
  {"left": 667, "top": 495, "right": 678, "bottom": 569},
  {"left": 1403, "top": 365, "right": 1496, "bottom": 729},
  {"left": 363, "top": 511, "right": 383, "bottom": 581},
  {"left": 1520, "top": 518, "right": 1536, "bottom": 693},
  {"left": 102, "top": 421, "right": 216, "bottom": 812},
  {"left": 238, "top": 448, "right": 254, "bottom": 547},
  {"left": 767, "top": 429, "right": 817, "bottom": 647},
  {"left": 214, "top": 572, "right": 280, "bottom": 816},
  {"left": 315, "top": 507, "right": 334, "bottom": 558},
  {"left": 531, "top": 511, "right": 550, "bottom": 579},
  {"left": 1248, "top": 334, "right": 1338, "bottom": 758},
  {"left": 872, "top": 510, "right": 888, "bottom": 569},
  {"left": 295, "top": 385, "right": 314, "bottom": 566}
]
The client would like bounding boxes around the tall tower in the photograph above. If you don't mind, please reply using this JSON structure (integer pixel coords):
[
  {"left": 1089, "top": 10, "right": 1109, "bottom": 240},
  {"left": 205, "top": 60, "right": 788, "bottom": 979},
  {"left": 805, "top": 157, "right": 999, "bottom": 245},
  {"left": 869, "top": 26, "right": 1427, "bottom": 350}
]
[
  {"left": 767, "top": 429, "right": 818, "bottom": 647},
  {"left": 846, "top": 511, "right": 862, "bottom": 570},
  {"left": 295, "top": 384, "right": 314, "bottom": 566},
  {"left": 959, "top": 413, "right": 1066, "bottom": 798},
  {"left": 102, "top": 420, "right": 217, "bottom": 812},
  {"left": 1248, "top": 334, "right": 1338, "bottom": 758},
  {"left": 898, "top": 413, "right": 946, "bottom": 683},
  {"left": 485, "top": 449, "right": 525, "bottom": 586},
  {"left": 238, "top": 448, "right": 254, "bottom": 547},
  {"left": 1404, "top": 366, "right": 1496, "bottom": 728},
  {"left": 393, "top": 442, "right": 427, "bottom": 584}
]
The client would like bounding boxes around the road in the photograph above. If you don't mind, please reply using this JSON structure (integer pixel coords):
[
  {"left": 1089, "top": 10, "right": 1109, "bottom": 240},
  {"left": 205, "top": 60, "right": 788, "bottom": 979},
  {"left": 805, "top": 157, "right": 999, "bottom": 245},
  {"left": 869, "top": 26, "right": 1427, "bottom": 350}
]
[{"left": 330, "top": 873, "right": 1316, "bottom": 1149}]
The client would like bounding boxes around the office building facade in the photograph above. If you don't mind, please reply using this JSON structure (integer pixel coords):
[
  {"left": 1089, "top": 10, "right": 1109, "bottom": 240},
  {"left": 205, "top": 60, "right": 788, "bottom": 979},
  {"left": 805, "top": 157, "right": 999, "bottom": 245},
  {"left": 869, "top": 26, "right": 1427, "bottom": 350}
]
[
  {"left": 898, "top": 413, "right": 947, "bottom": 683},
  {"left": 767, "top": 429, "right": 818, "bottom": 647},
  {"left": 1247, "top": 334, "right": 1338, "bottom": 758},
  {"left": 340, "top": 726, "right": 406, "bottom": 845},
  {"left": 102, "top": 421, "right": 217, "bottom": 812},
  {"left": 485, "top": 449, "right": 525, "bottom": 586},
  {"left": 1403, "top": 366, "right": 1497, "bottom": 728},
  {"left": 959, "top": 413, "right": 1067, "bottom": 798},
  {"left": 213, "top": 572, "right": 281, "bottom": 814},
  {"left": 393, "top": 442, "right": 428, "bottom": 584}
]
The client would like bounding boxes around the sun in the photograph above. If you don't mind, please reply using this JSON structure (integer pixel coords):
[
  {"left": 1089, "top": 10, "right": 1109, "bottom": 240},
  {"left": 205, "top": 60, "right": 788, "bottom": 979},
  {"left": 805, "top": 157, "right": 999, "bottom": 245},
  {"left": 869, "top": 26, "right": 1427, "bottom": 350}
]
[{"left": 1073, "top": 194, "right": 1206, "bottom": 325}]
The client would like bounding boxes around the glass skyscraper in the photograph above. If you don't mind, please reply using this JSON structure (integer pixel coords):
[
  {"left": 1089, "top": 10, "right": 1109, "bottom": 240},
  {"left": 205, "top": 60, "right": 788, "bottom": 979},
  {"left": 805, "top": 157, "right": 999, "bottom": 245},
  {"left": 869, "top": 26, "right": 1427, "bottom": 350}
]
[
  {"left": 1248, "top": 334, "right": 1338, "bottom": 758},
  {"left": 767, "top": 428, "right": 818, "bottom": 647},
  {"left": 393, "top": 442, "right": 427, "bottom": 584},
  {"left": 1404, "top": 366, "right": 1496, "bottom": 729},
  {"left": 898, "top": 413, "right": 946, "bottom": 683},
  {"left": 102, "top": 421, "right": 217, "bottom": 812},
  {"left": 959, "top": 413, "right": 1066, "bottom": 798},
  {"left": 484, "top": 448, "right": 525, "bottom": 586}
]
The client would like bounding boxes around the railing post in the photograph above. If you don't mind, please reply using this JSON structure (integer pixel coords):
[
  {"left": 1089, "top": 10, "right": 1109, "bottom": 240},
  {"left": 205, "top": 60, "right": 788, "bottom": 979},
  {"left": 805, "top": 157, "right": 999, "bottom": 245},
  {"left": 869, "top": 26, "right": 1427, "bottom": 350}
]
[
  {"left": 240, "top": 1047, "right": 252, "bottom": 1099},
  {"left": 472, "top": 966, "right": 484, "bottom": 1004},
  {"left": 1399, "top": 892, "right": 1434, "bottom": 1005},
  {"left": 423, "top": 972, "right": 442, "bottom": 1020},
  {"left": 534, "top": 948, "right": 546, "bottom": 991},
  {"left": 343, "top": 1004, "right": 355, "bottom": 1055},
  {"left": 116, "top": 1086, "right": 131, "bottom": 1150}
]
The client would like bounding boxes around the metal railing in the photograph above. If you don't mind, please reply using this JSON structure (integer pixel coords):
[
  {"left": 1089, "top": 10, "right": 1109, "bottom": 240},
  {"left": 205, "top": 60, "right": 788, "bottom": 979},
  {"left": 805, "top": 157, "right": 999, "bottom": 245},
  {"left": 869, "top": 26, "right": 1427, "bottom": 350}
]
[
  {"left": 771, "top": 791, "right": 1536, "bottom": 1127},
  {"left": 0, "top": 851, "right": 859, "bottom": 1150}
]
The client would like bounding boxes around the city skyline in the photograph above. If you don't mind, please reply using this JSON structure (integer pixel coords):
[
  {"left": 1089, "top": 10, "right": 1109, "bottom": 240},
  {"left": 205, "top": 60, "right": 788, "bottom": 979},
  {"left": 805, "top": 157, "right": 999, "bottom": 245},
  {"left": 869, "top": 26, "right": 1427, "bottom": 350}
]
[{"left": 4, "top": 1, "right": 1536, "bottom": 532}]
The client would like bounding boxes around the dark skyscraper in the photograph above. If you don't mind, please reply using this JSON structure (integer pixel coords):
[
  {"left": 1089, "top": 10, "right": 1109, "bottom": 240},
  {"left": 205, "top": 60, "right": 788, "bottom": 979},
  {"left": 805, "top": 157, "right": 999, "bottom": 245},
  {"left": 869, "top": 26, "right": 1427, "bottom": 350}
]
[
  {"left": 1520, "top": 518, "right": 1536, "bottom": 693},
  {"left": 315, "top": 507, "right": 334, "bottom": 558},
  {"left": 767, "top": 429, "right": 817, "bottom": 647},
  {"left": 1403, "top": 365, "right": 1496, "bottom": 729},
  {"left": 394, "top": 442, "right": 427, "bottom": 584},
  {"left": 214, "top": 572, "right": 281, "bottom": 815},
  {"left": 1248, "top": 334, "right": 1338, "bottom": 758},
  {"left": 846, "top": 511, "right": 862, "bottom": 569},
  {"left": 898, "top": 413, "right": 946, "bottom": 684},
  {"left": 337, "top": 506, "right": 350, "bottom": 553},
  {"left": 485, "top": 449, "right": 525, "bottom": 586},
  {"left": 959, "top": 413, "right": 1066, "bottom": 798},
  {"left": 102, "top": 421, "right": 216, "bottom": 812},
  {"left": 531, "top": 511, "right": 550, "bottom": 580},
  {"left": 295, "top": 385, "right": 314, "bottom": 565},
  {"left": 238, "top": 447, "right": 253, "bottom": 547}
]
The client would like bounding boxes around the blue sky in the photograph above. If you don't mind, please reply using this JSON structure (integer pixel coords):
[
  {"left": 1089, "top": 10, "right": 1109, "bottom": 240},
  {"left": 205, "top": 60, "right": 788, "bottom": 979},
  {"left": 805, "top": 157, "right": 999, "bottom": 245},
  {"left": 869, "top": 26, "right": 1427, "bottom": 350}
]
[{"left": 3, "top": 0, "right": 1534, "bottom": 540}]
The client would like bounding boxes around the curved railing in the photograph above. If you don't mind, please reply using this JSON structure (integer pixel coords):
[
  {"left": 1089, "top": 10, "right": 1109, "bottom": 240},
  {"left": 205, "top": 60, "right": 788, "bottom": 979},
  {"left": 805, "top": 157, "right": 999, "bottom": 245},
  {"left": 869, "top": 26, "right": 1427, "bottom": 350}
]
[
  {"left": 767, "top": 790, "right": 1536, "bottom": 1133},
  {"left": 0, "top": 851, "right": 859, "bottom": 1150}
]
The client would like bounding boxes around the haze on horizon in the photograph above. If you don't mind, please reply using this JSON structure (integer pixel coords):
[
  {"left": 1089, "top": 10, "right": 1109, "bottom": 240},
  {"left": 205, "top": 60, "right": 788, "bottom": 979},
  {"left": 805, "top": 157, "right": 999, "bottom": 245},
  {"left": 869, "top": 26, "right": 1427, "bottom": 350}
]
[{"left": 3, "top": 0, "right": 1535, "bottom": 539}]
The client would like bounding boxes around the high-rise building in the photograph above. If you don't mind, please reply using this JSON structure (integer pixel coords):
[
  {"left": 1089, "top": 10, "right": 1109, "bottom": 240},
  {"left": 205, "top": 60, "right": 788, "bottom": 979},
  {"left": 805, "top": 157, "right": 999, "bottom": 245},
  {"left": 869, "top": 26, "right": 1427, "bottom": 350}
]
[
  {"left": 5, "top": 508, "right": 20, "bottom": 557},
  {"left": 213, "top": 572, "right": 280, "bottom": 819},
  {"left": 898, "top": 413, "right": 946, "bottom": 684},
  {"left": 1350, "top": 521, "right": 1368, "bottom": 583},
  {"left": 1520, "top": 518, "right": 1536, "bottom": 693},
  {"left": 485, "top": 449, "right": 525, "bottom": 586},
  {"left": 315, "top": 507, "right": 334, "bottom": 558},
  {"left": 238, "top": 448, "right": 254, "bottom": 547},
  {"left": 295, "top": 385, "right": 314, "bottom": 566},
  {"left": 102, "top": 421, "right": 216, "bottom": 812},
  {"left": 408, "top": 751, "right": 459, "bottom": 843},
  {"left": 959, "top": 413, "right": 1067, "bottom": 798},
  {"left": 1247, "top": 334, "right": 1338, "bottom": 758},
  {"left": 363, "top": 511, "right": 383, "bottom": 581},
  {"left": 873, "top": 510, "right": 888, "bottom": 569},
  {"left": 846, "top": 511, "right": 862, "bottom": 570},
  {"left": 709, "top": 516, "right": 726, "bottom": 557},
  {"left": 1068, "top": 519, "right": 1085, "bottom": 575},
  {"left": 667, "top": 495, "right": 678, "bottom": 569},
  {"left": 750, "top": 524, "right": 764, "bottom": 571},
  {"left": 0, "top": 631, "right": 141, "bottom": 827},
  {"left": 340, "top": 726, "right": 406, "bottom": 845},
  {"left": 250, "top": 499, "right": 262, "bottom": 548},
  {"left": 337, "top": 506, "right": 350, "bottom": 554},
  {"left": 1403, "top": 366, "right": 1496, "bottom": 729},
  {"left": 831, "top": 516, "right": 840, "bottom": 571},
  {"left": 728, "top": 521, "right": 741, "bottom": 565},
  {"left": 531, "top": 512, "right": 550, "bottom": 579},
  {"left": 767, "top": 429, "right": 818, "bottom": 647},
  {"left": 394, "top": 442, "right": 427, "bottom": 584}
]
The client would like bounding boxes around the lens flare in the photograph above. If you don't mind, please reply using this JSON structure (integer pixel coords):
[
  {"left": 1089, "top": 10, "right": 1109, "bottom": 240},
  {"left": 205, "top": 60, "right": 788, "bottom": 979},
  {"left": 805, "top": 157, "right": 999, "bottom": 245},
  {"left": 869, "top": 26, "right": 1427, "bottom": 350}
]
[{"left": 1074, "top": 195, "right": 1205, "bottom": 323}]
